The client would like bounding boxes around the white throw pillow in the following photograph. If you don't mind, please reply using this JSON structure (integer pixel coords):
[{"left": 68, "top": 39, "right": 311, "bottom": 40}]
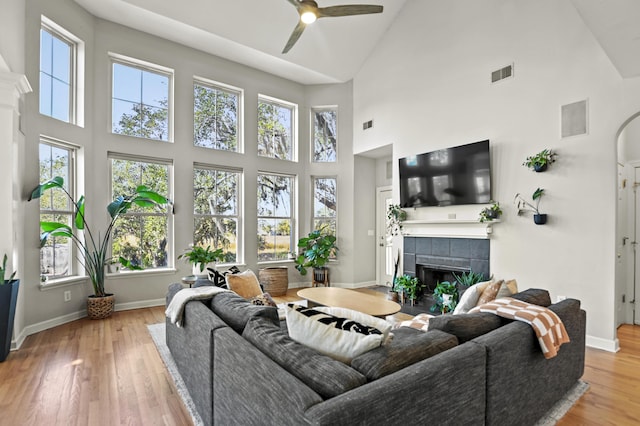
[
  {"left": 453, "top": 284, "right": 481, "bottom": 314},
  {"left": 285, "top": 304, "right": 389, "bottom": 363},
  {"left": 314, "top": 306, "right": 393, "bottom": 344}
]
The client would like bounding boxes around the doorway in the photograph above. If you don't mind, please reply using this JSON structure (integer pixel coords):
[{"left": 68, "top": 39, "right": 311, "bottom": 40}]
[{"left": 376, "top": 186, "right": 393, "bottom": 287}]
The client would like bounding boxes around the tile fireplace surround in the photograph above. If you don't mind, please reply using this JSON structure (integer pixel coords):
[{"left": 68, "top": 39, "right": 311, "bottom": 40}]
[{"left": 403, "top": 237, "right": 490, "bottom": 291}]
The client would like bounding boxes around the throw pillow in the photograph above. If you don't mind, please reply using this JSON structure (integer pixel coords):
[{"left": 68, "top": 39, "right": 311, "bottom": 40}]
[
  {"left": 312, "top": 305, "right": 394, "bottom": 345},
  {"left": 495, "top": 279, "right": 518, "bottom": 299},
  {"left": 453, "top": 285, "right": 480, "bottom": 314},
  {"left": 226, "top": 269, "right": 262, "bottom": 299},
  {"left": 249, "top": 292, "right": 277, "bottom": 307},
  {"left": 285, "top": 304, "right": 388, "bottom": 363},
  {"left": 393, "top": 313, "right": 433, "bottom": 331},
  {"left": 475, "top": 279, "right": 504, "bottom": 306}
]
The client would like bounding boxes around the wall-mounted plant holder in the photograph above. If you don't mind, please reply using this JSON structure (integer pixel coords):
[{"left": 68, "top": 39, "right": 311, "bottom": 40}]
[
  {"left": 514, "top": 188, "right": 547, "bottom": 225},
  {"left": 478, "top": 201, "right": 502, "bottom": 223},
  {"left": 523, "top": 149, "right": 556, "bottom": 172}
]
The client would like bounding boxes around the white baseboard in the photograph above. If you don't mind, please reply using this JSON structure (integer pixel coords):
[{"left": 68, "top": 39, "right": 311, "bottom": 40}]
[
  {"left": 586, "top": 335, "right": 620, "bottom": 352},
  {"left": 11, "top": 298, "right": 166, "bottom": 352}
]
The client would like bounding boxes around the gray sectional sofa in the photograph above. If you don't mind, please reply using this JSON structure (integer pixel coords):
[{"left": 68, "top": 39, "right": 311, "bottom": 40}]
[{"left": 165, "top": 285, "right": 586, "bottom": 426}]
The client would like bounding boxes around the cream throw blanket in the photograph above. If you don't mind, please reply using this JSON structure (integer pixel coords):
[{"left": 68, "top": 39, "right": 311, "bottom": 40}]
[
  {"left": 166, "top": 286, "right": 229, "bottom": 327},
  {"left": 469, "top": 297, "right": 570, "bottom": 359}
]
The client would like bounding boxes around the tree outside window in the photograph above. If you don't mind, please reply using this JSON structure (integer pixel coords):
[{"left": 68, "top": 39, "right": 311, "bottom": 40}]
[
  {"left": 194, "top": 81, "right": 240, "bottom": 151},
  {"left": 257, "top": 173, "right": 293, "bottom": 261},
  {"left": 39, "top": 141, "right": 75, "bottom": 279},
  {"left": 112, "top": 61, "right": 170, "bottom": 141},
  {"left": 313, "top": 177, "right": 337, "bottom": 236},
  {"left": 312, "top": 108, "right": 337, "bottom": 162},
  {"left": 39, "top": 26, "right": 72, "bottom": 122},
  {"left": 194, "top": 167, "right": 240, "bottom": 263},
  {"left": 110, "top": 158, "right": 171, "bottom": 269},
  {"left": 258, "top": 97, "right": 295, "bottom": 161}
]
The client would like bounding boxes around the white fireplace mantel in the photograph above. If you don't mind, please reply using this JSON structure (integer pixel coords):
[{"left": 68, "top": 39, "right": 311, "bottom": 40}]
[{"left": 401, "top": 219, "right": 499, "bottom": 239}]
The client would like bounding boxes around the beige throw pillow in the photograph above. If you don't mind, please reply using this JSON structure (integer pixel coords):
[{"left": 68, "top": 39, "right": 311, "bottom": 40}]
[
  {"left": 226, "top": 269, "right": 263, "bottom": 299},
  {"left": 496, "top": 279, "right": 518, "bottom": 299},
  {"left": 475, "top": 279, "right": 504, "bottom": 306}
]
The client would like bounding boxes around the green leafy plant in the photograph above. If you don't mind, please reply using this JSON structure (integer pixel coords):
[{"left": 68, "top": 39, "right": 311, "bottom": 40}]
[
  {"left": 478, "top": 201, "right": 502, "bottom": 223},
  {"left": 387, "top": 204, "right": 407, "bottom": 236},
  {"left": 0, "top": 254, "right": 16, "bottom": 285},
  {"left": 390, "top": 251, "right": 401, "bottom": 292},
  {"left": 522, "top": 149, "right": 556, "bottom": 171},
  {"left": 395, "top": 274, "right": 425, "bottom": 301},
  {"left": 29, "top": 176, "right": 169, "bottom": 297},
  {"left": 514, "top": 188, "right": 545, "bottom": 215},
  {"left": 178, "top": 245, "right": 225, "bottom": 272},
  {"left": 294, "top": 230, "right": 338, "bottom": 275},
  {"left": 431, "top": 281, "right": 459, "bottom": 314},
  {"left": 452, "top": 270, "right": 485, "bottom": 287}
]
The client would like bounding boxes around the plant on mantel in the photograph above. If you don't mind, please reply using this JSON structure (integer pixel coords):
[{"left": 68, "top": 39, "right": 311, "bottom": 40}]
[
  {"left": 514, "top": 188, "right": 547, "bottom": 225},
  {"left": 387, "top": 204, "right": 407, "bottom": 236},
  {"left": 478, "top": 201, "right": 502, "bottom": 223}
]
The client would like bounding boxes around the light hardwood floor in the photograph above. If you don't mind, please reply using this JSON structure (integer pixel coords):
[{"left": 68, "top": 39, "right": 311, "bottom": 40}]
[{"left": 1, "top": 289, "right": 638, "bottom": 425}]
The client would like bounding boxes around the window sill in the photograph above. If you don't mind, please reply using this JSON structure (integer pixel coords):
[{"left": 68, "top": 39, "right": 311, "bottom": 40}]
[
  {"left": 106, "top": 267, "right": 177, "bottom": 279},
  {"left": 40, "top": 275, "right": 88, "bottom": 291}
]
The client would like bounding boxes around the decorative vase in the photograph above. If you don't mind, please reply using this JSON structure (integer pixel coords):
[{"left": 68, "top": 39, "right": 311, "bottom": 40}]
[
  {"left": 87, "top": 293, "right": 115, "bottom": 320},
  {"left": 534, "top": 163, "right": 547, "bottom": 172},
  {"left": 533, "top": 214, "right": 548, "bottom": 225},
  {"left": 0, "top": 279, "right": 20, "bottom": 362}
]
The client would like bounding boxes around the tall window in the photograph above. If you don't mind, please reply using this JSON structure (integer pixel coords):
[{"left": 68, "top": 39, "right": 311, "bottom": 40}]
[
  {"left": 194, "top": 166, "right": 241, "bottom": 263},
  {"left": 110, "top": 157, "right": 171, "bottom": 269},
  {"left": 39, "top": 23, "right": 73, "bottom": 122},
  {"left": 194, "top": 80, "right": 241, "bottom": 152},
  {"left": 111, "top": 57, "right": 171, "bottom": 141},
  {"left": 39, "top": 139, "right": 76, "bottom": 279},
  {"left": 257, "top": 173, "right": 294, "bottom": 261},
  {"left": 258, "top": 96, "right": 296, "bottom": 161},
  {"left": 313, "top": 177, "right": 337, "bottom": 235},
  {"left": 312, "top": 108, "right": 337, "bottom": 162}
]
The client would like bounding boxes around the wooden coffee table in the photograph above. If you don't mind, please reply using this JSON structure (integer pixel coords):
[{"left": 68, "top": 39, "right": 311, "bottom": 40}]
[{"left": 297, "top": 287, "right": 401, "bottom": 318}]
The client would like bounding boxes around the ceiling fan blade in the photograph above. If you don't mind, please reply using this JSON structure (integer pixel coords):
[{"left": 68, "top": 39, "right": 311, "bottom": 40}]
[
  {"left": 286, "top": 0, "right": 302, "bottom": 9},
  {"left": 282, "top": 21, "right": 307, "bottom": 54},
  {"left": 317, "top": 5, "right": 383, "bottom": 18}
]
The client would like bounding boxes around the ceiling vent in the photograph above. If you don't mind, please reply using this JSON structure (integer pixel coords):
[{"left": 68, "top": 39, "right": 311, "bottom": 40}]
[{"left": 491, "top": 64, "right": 514, "bottom": 83}]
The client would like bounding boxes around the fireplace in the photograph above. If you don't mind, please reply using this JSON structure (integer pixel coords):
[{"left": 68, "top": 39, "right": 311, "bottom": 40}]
[{"left": 403, "top": 237, "right": 490, "bottom": 292}]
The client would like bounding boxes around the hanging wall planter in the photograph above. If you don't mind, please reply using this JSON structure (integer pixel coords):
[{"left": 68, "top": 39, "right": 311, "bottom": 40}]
[
  {"left": 515, "top": 188, "right": 548, "bottom": 225},
  {"left": 523, "top": 149, "right": 556, "bottom": 172},
  {"left": 533, "top": 214, "right": 548, "bottom": 225}
]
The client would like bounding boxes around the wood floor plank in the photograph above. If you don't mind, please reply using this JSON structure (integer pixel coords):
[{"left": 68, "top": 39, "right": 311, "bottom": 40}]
[{"left": 0, "top": 295, "right": 639, "bottom": 425}]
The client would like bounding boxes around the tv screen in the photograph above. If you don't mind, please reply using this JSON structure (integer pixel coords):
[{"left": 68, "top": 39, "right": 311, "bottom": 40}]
[{"left": 399, "top": 140, "right": 491, "bottom": 208}]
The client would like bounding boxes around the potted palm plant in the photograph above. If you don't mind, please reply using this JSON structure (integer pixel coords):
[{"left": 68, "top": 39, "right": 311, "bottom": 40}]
[
  {"left": 295, "top": 229, "right": 338, "bottom": 286},
  {"left": 29, "top": 176, "right": 169, "bottom": 319},
  {"left": 514, "top": 188, "right": 547, "bottom": 225},
  {"left": 0, "top": 254, "right": 18, "bottom": 362}
]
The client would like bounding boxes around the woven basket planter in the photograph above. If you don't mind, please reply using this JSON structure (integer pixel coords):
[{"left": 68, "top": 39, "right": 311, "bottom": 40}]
[
  {"left": 87, "top": 294, "right": 115, "bottom": 320},
  {"left": 258, "top": 267, "right": 289, "bottom": 296}
]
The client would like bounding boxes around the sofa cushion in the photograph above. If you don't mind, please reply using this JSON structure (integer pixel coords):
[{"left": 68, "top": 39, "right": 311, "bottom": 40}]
[
  {"left": 495, "top": 279, "right": 518, "bottom": 299},
  {"left": 476, "top": 280, "right": 504, "bottom": 306},
  {"left": 210, "top": 291, "right": 279, "bottom": 334},
  {"left": 226, "top": 269, "right": 263, "bottom": 299},
  {"left": 242, "top": 316, "right": 367, "bottom": 399},
  {"left": 510, "top": 288, "right": 552, "bottom": 307},
  {"left": 428, "top": 311, "right": 503, "bottom": 343},
  {"left": 285, "top": 304, "right": 388, "bottom": 363},
  {"left": 453, "top": 284, "right": 480, "bottom": 314},
  {"left": 351, "top": 328, "right": 458, "bottom": 381}
]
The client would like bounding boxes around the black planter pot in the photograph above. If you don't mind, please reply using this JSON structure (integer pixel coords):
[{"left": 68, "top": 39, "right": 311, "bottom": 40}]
[
  {"left": 533, "top": 214, "right": 548, "bottom": 225},
  {"left": 0, "top": 279, "right": 20, "bottom": 362},
  {"left": 533, "top": 163, "right": 548, "bottom": 172}
]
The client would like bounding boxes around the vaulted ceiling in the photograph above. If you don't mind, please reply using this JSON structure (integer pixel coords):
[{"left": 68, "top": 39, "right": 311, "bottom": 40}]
[{"left": 74, "top": 0, "right": 640, "bottom": 84}]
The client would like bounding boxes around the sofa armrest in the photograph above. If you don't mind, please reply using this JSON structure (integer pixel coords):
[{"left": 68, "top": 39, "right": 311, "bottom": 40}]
[{"left": 305, "top": 343, "right": 487, "bottom": 426}]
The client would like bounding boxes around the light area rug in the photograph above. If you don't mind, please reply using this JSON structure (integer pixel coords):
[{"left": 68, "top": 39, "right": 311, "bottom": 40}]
[{"left": 148, "top": 321, "right": 588, "bottom": 426}]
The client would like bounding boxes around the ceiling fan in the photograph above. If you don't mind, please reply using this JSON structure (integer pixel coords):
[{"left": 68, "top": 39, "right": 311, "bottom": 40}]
[{"left": 282, "top": 0, "right": 383, "bottom": 54}]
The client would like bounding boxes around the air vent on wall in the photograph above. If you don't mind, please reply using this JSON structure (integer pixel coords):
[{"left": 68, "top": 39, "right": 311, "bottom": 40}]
[
  {"left": 363, "top": 120, "right": 373, "bottom": 130},
  {"left": 491, "top": 64, "right": 513, "bottom": 83}
]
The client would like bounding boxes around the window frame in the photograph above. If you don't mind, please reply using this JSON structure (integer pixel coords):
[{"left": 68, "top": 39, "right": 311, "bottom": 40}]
[
  {"left": 193, "top": 76, "right": 244, "bottom": 153},
  {"left": 193, "top": 164, "right": 243, "bottom": 265},
  {"left": 39, "top": 16, "right": 84, "bottom": 126},
  {"left": 109, "top": 53, "right": 174, "bottom": 143},
  {"left": 312, "top": 176, "right": 338, "bottom": 236},
  {"left": 311, "top": 106, "right": 338, "bottom": 163},
  {"left": 108, "top": 153, "right": 174, "bottom": 272},
  {"left": 38, "top": 136, "right": 79, "bottom": 283},
  {"left": 257, "top": 94, "right": 298, "bottom": 162},
  {"left": 257, "top": 172, "right": 296, "bottom": 263}
]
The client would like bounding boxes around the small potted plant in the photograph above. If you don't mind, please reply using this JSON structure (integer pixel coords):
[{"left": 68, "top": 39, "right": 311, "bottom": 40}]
[
  {"left": 295, "top": 230, "right": 338, "bottom": 286},
  {"left": 395, "top": 274, "right": 425, "bottom": 306},
  {"left": 478, "top": 201, "right": 502, "bottom": 223},
  {"left": 514, "top": 188, "right": 547, "bottom": 225},
  {"left": 387, "top": 204, "right": 407, "bottom": 236},
  {"left": 523, "top": 149, "right": 556, "bottom": 172},
  {"left": 452, "top": 270, "right": 485, "bottom": 287},
  {"left": 0, "top": 254, "right": 18, "bottom": 362},
  {"left": 178, "top": 245, "right": 225, "bottom": 277},
  {"left": 431, "top": 281, "right": 459, "bottom": 314}
]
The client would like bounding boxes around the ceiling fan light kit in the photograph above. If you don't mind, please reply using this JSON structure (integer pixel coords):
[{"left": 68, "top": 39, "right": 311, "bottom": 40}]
[{"left": 282, "top": 0, "right": 384, "bottom": 53}]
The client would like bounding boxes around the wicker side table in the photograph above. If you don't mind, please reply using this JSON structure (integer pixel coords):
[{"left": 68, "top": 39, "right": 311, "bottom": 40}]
[{"left": 258, "top": 267, "right": 289, "bottom": 296}]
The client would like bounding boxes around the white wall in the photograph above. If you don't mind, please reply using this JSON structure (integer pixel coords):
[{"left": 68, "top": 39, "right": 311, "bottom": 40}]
[
  {"left": 0, "top": 0, "right": 26, "bottom": 74},
  {"left": 353, "top": 0, "right": 640, "bottom": 348}
]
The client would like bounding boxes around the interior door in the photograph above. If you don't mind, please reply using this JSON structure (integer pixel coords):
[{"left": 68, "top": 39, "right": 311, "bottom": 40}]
[
  {"left": 376, "top": 187, "right": 394, "bottom": 287},
  {"left": 634, "top": 167, "right": 640, "bottom": 324}
]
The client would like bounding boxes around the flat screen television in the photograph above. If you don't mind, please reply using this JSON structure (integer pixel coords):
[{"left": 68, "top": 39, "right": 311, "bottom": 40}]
[{"left": 399, "top": 140, "right": 491, "bottom": 208}]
